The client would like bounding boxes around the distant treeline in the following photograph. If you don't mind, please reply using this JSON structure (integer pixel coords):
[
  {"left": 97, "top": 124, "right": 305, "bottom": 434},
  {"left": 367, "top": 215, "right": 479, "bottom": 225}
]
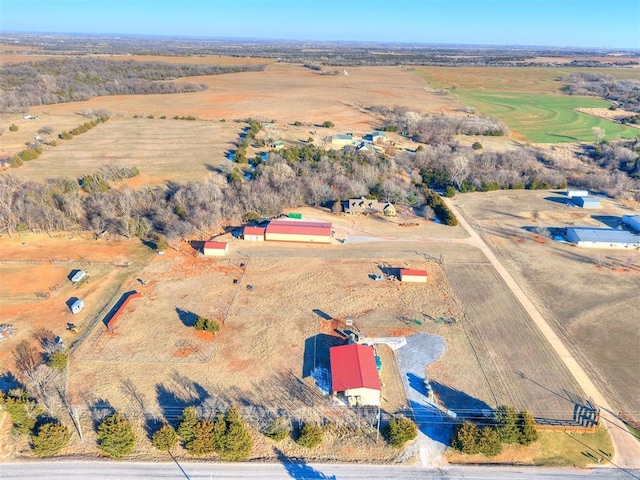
[
  {"left": 0, "top": 57, "right": 266, "bottom": 112},
  {"left": 563, "top": 72, "right": 640, "bottom": 113}
]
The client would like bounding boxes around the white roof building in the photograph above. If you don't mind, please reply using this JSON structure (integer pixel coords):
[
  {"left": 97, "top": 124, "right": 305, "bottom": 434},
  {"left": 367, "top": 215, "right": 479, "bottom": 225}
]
[{"left": 566, "top": 227, "right": 640, "bottom": 249}]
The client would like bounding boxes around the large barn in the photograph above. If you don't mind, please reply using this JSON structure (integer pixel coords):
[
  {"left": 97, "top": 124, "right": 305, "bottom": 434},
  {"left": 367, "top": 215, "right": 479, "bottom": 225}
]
[
  {"left": 264, "top": 220, "right": 332, "bottom": 243},
  {"left": 621, "top": 214, "right": 640, "bottom": 233},
  {"left": 566, "top": 227, "right": 640, "bottom": 249},
  {"left": 572, "top": 196, "right": 601, "bottom": 209},
  {"left": 330, "top": 343, "right": 381, "bottom": 407}
]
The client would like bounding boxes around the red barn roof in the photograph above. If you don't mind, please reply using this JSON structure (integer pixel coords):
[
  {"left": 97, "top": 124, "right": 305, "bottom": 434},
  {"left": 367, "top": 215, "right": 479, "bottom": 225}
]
[
  {"left": 400, "top": 269, "right": 428, "bottom": 277},
  {"left": 243, "top": 226, "right": 266, "bottom": 236},
  {"left": 265, "top": 220, "right": 331, "bottom": 237},
  {"left": 330, "top": 344, "right": 381, "bottom": 392},
  {"left": 203, "top": 241, "right": 228, "bottom": 249}
]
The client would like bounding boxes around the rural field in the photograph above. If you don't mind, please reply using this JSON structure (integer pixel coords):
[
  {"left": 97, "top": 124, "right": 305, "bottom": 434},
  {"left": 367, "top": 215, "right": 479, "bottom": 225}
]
[
  {"left": 452, "top": 189, "right": 640, "bottom": 424},
  {"left": 416, "top": 66, "right": 640, "bottom": 143}
]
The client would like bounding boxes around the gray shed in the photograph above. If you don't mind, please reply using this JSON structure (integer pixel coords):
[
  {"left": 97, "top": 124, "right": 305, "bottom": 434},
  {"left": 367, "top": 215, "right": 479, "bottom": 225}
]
[
  {"left": 70, "top": 270, "right": 87, "bottom": 283},
  {"left": 621, "top": 214, "right": 640, "bottom": 233},
  {"left": 70, "top": 299, "right": 84, "bottom": 314},
  {"left": 566, "top": 189, "right": 589, "bottom": 198},
  {"left": 573, "top": 196, "right": 601, "bottom": 208}
]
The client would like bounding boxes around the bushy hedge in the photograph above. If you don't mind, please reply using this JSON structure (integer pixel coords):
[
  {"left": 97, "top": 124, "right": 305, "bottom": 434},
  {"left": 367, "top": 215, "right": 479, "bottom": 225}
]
[{"left": 385, "top": 415, "right": 418, "bottom": 447}]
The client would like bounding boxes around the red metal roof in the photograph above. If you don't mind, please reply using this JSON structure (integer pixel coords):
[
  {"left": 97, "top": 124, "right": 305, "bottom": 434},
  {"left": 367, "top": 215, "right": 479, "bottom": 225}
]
[
  {"left": 400, "top": 269, "right": 428, "bottom": 277},
  {"left": 330, "top": 344, "right": 381, "bottom": 392},
  {"left": 106, "top": 291, "right": 142, "bottom": 333},
  {"left": 265, "top": 220, "right": 331, "bottom": 237},
  {"left": 243, "top": 226, "right": 266, "bottom": 235},
  {"left": 203, "top": 241, "right": 228, "bottom": 249}
]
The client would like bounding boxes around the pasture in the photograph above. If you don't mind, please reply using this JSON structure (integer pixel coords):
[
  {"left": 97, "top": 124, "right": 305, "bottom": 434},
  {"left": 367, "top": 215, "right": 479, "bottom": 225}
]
[
  {"left": 453, "top": 189, "right": 640, "bottom": 425},
  {"left": 416, "top": 66, "right": 640, "bottom": 143}
]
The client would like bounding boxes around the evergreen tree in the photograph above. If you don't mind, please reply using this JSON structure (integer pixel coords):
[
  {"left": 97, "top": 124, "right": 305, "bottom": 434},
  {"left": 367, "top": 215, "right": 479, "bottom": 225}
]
[
  {"left": 152, "top": 424, "right": 179, "bottom": 452},
  {"left": 185, "top": 420, "right": 215, "bottom": 456},
  {"left": 451, "top": 421, "right": 480, "bottom": 455},
  {"left": 385, "top": 415, "right": 418, "bottom": 448},
  {"left": 217, "top": 407, "right": 253, "bottom": 461},
  {"left": 517, "top": 411, "right": 539, "bottom": 445},
  {"left": 177, "top": 406, "right": 198, "bottom": 443},
  {"left": 31, "top": 421, "right": 71, "bottom": 457},
  {"left": 97, "top": 412, "right": 136, "bottom": 459},
  {"left": 478, "top": 426, "right": 503, "bottom": 457},
  {"left": 494, "top": 405, "right": 520, "bottom": 444},
  {"left": 296, "top": 423, "right": 323, "bottom": 449}
]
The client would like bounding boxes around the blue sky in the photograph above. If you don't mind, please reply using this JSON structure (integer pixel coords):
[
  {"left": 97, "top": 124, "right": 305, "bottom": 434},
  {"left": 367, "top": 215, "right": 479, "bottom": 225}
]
[{"left": 1, "top": 0, "right": 639, "bottom": 48}]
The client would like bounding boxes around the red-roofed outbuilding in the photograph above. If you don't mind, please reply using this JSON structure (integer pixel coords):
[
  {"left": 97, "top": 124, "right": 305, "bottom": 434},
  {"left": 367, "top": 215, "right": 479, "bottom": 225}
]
[
  {"left": 400, "top": 268, "right": 428, "bottom": 283},
  {"left": 330, "top": 343, "right": 381, "bottom": 406},
  {"left": 243, "top": 226, "right": 266, "bottom": 241},
  {"left": 203, "top": 241, "right": 229, "bottom": 256}
]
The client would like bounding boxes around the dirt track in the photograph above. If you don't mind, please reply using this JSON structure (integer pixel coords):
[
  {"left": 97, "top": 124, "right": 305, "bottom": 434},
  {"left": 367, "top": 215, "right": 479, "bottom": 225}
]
[{"left": 443, "top": 197, "right": 640, "bottom": 468}]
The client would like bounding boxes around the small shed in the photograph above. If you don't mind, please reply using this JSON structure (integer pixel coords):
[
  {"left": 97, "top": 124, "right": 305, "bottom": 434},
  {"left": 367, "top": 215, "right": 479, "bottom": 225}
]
[
  {"left": 400, "top": 269, "right": 428, "bottom": 283},
  {"left": 573, "top": 196, "right": 601, "bottom": 209},
  {"left": 203, "top": 241, "right": 229, "bottom": 256},
  {"left": 70, "top": 270, "right": 87, "bottom": 284},
  {"left": 70, "top": 299, "right": 84, "bottom": 315},
  {"left": 243, "top": 226, "right": 265, "bottom": 241},
  {"left": 566, "top": 189, "right": 589, "bottom": 198},
  {"left": 621, "top": 214, "right": 640, "bottom": 233}
]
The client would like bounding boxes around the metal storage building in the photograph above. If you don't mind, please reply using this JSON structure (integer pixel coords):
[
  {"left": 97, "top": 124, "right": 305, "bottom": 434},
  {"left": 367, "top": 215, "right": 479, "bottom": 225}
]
[
  {"left": 566, "top": 227, "right": 640, "bottom": 249},
  {"left": 621, "top": 215, "right": 640, "bottom": 233},
  {"left": 572, "top": 196, "right": 601, "bottom": 209},
  {"left": 400, "top": 269, "right": 428, "bottom": 283},
  {"left": 70, "top": 299, "right": 84, "bottom": 314},
  {"left": 264, "top": 220, "right": 332, "bottom": 243},
  {"left": 330, "top": 343, "right": 381, "bottom": 407},
  {"left": 566, "top": 189, "right": 589, "bottom": 198},
  {"left": 243, "top": 226, "right": 265, "bottom": 241},
  {"left": 203, "top": 241, "right": 229, "bottom": 256}
]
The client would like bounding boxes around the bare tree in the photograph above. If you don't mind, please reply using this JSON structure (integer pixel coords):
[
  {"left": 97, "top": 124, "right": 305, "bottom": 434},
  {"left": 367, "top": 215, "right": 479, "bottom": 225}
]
[{"left": 592, "top": 127, "right": 605, "bottom": 144}]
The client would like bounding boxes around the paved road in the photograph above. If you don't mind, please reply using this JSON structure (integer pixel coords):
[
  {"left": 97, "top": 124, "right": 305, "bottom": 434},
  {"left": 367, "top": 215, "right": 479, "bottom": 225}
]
[
  {"left": 1, "top": 461, "right": 639, "bottom": 480},
  {"left": 443, "top": 198, "right": 640, "bottom": 469}
]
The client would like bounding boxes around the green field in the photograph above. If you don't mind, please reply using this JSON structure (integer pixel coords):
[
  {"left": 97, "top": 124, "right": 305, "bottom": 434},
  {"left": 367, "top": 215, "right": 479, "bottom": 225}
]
[
  {"left": 454, "top": 90, "right": 640, "bottom": 143},
  {"left": 416, "top": 66, "right": 640, "bottom": 143}
]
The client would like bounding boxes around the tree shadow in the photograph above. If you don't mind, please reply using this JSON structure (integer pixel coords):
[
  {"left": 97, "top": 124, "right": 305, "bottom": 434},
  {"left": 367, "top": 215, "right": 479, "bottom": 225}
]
[
  {"left": 0, "top": 371, "right": 23, "bottom": 393},
  {"left": 145, "top": 416, "right": 164, "bottom": 442},
  {"left": 175, "top": 307, "right": 198, "bottom": 327},
  {"left": 156, "top": 376, "right": 209, "bottom": 425},
  {"left": 302, "top": 333, "right": 345, "bottom": 378},
  {"left": 274, "top": 447, "right": 336, "bottom": 479},
  {"left": 87, "top": 398, "right": 115, "bottom": 430}
]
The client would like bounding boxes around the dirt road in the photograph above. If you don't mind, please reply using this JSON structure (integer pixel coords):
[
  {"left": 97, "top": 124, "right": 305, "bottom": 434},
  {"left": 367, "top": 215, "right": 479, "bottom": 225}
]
[{"left": 443, "top": 197, "right": 640, "bottom": 468}]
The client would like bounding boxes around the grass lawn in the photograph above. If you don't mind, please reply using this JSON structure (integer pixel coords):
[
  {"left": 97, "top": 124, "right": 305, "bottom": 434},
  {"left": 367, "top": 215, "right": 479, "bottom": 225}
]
[
  {"left": 453, "top": 90, "right": 640, "bottom": 143},
  {"left": 533, "top": 426, "right": 614, "bottom": 467},
  {"left": 447, "top": 425, "right": 614, "bottom": 467},
  {"left": 416, "top": 66, "right": 640, "bottom": 144}
]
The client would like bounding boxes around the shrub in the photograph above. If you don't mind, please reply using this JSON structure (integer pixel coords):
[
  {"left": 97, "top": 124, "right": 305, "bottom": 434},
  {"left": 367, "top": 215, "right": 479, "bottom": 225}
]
[
  {"left": 97, "top": 412, "right": 136, "bottom": 459},
  {"left": 385, "top": 415, "right": 417, "bottom": 448},
  {"left": 296, "top": 423, "right": 323, "bottom": 449},
  {"left": 59, "top": 131, "right": 73, "bottom": 140},
  {"left": 4, "top": 396, "right": 37, "bottom": 435},
  {"left": 321, "top": 121, "right": 334, "bottom": 128},
  {"left": 478, "top": 426, "right": 502, "bottom": 457},
  {"left": 31, "top": 421, "right": 70, "bottom": 457},
  {"left": 194, "top": 316, "right": 220, "bottom": 333},
  {"left": 46, "top": 351, "right": 68, "bottom": 371},
  {"left": 155, "top": 238, "right": 168, "bottom": 252},
  {"left": 451, "top": 421, "right": 480, "bottom": 454},
  {"left": 9, "top": 123, "right": 19, "bottom": 131},
  {"left": 517, "top": 411, "right": 539, "bottom": 445},
  {"left": 186, "top": 420, "right": 215, "bottom": 456},
  {"left": 472, "top": 141, "right": 483, "bottom": 150},
  {"left": 444, "top": 186, "right": 456, "bottom": 198},
  {"left": 177, "top": 406, "right": 198, "bottom": 443},
  {"left": 152, "top": 424, "right": 179, "bottom": 452},
  {"left": 264, "top": 417, "right": 291, "bottom": 441}
]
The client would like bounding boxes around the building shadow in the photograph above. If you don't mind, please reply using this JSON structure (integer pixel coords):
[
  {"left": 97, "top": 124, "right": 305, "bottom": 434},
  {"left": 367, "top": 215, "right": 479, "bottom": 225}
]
[
  {"left": 188, "top": 240, "right": 205, "bottom": 254},
  {"left": 274, "top": 447, "right": 336, "bottom": 479},
  {"left": 544, "top": 196, "right": 572, "bottom": 205},
  {"left": 592, "top": 215, "right": 622, "bottom": 228},
  {"left": 302, "top": 333, "right": 345, "bottom": 378},
  {"left": 102, "top": 291, "right": 138, "bottom": 327},
  {"left": 377, "top": 265, "right": 401, "bottom": 277}
]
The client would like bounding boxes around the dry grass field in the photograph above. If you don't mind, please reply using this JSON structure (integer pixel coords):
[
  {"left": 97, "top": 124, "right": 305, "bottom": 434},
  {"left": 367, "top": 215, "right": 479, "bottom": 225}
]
[{"left": 453, "top": 189, "right": 640, "bottom": 423}]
